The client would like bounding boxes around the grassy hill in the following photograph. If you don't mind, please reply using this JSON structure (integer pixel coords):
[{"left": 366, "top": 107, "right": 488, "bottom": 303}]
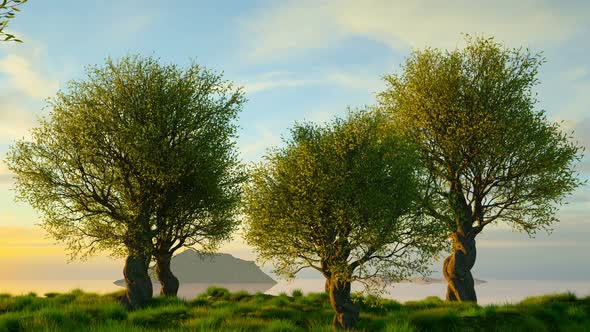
[{"left": 0, "top": 287, "right": 588, "bottom": 331}]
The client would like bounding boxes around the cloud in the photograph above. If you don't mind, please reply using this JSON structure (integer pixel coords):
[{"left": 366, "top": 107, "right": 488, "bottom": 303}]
[
  {"left": 241, "top": 2, "right": 344, "bottom": 61},
  {"left": 325, "top": 71, "right": 384, "bottom": 93},
  {"left": 108, "top": 13, "right": 153, "bottom": 42},
  {"left": 242, "top": 0, "right": 587, "bottom": 61},
  {"left": 0, "top": 54, "right": 59, "bottom": 99},
  {"left": 239, "top": 70, "right": 383, "bottom": 94},
  {"left": 0, "top": 95, "right": 39, "bottom": 142},
  {"left": 238, "top": 125, "right": 282, "bottom": 161},
  {"left": 0, "top": 33, "right": 61, "bottom": 147},
  {"left": 241, "top": 77, "right": 318, "bottom": 94}
]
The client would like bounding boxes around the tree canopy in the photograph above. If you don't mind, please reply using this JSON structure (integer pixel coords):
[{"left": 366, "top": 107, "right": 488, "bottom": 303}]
[
  {"left": 378, "top": 35, "right": 584, "bottom": 302},
  {"left": 6, "top": 55, "right": 245, "bottom": 307},
  {"left": 243, "top": 110, "right": 445, "bottom": 329}
]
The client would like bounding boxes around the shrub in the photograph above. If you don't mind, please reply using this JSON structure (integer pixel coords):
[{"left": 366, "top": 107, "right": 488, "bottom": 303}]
[
  {"left": 204, "top": 286, "right": 231, "bottom": 299},
  {"left": 291, "top": 289, "right": 303, "bottom": 298},
  {"left": 270, "top": 294, "right": 291, "bottom": 306}
]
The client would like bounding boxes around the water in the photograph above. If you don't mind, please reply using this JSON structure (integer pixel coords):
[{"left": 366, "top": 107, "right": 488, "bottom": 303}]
[
  {"left": 267, "top": 279, "right": 590, "bottom": 304},
  {"left": 1, "top": 279, "right": 589, "bottom": 304},
  {"left": 0, "top": 280, "right": 275, "bottom": 298}
]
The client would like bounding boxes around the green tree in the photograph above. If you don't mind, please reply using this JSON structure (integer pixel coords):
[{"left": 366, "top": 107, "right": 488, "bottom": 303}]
[
  {"left": 0, "top": 0, "right": 27, "bottom": 42},
  {"left": 243, "top": 111, "right": 444, "bottom": 330},
  {"left": 6, "top": 55, "right": 245, "bottom": 308},
  {"left": 150, "top": 69, "right": 246, "bottom": 297},
  {"left": 378, "top": 36, "right": 584, "bottom": 302}
]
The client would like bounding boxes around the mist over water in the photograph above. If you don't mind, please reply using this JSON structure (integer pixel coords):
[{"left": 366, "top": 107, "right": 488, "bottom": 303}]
[{"left": 2, "top": 279, "right": 589, "bottom": 305}]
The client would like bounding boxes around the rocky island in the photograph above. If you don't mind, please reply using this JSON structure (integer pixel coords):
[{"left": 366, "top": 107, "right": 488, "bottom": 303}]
[{"left": 114, "top": 249, "right": 276, "bottom": 298}]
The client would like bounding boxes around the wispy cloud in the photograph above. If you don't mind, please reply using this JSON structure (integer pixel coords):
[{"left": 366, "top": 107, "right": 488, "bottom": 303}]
[
  {"left": 241, "top": 0, "right": 587, "bottom": 61},
  {"left": 0, "top": 95, "right": 39, "bottom": 142},
  {"left": 238, "top": 125, "right": 282, "bottom": 162},
  {"left": 0, "top": 54, "right": 59, "bottom": 100},
  {"left": 0, "top": 34, "right": 62, "bottom": 146},
  {"left": 325, "top": 71, "right": 384, "bottom": 93},
  {"left": 241, "top": 77, "right": 318, "bottom": 94},
  {"left": 239, "top": 70, "right": 383, "bottom": 94},
  {"left": 108, "top": 13, "right": 153, "bottom": 42}
]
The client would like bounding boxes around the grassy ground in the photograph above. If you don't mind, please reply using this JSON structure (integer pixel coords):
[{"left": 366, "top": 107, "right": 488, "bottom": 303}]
[{"left": 0, "top": 287, "right": 588, "bottom": 331}]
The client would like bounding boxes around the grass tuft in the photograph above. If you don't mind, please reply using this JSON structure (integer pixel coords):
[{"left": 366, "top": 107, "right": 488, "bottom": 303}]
[{"left": 0, "top": 289, "right": 585, "bottom": 331}]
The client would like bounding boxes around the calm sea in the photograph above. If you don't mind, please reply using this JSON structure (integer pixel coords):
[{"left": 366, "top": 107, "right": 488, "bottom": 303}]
[{"left": 1, "top": 279, "right": 589, "bottom": 305}]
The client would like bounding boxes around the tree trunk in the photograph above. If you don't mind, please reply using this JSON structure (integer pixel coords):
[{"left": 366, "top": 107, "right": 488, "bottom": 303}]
[
  {"left": 121, "top": 253, "right": 153, "bottom": 309},
  {"left": 443, "top": 231, "right": 477, "bottom": 302},
  {"left": 155, "top": 251, "right": 179, "bottom": 296},
  {"left": 326, "top": 276, "right": 360, "bottom": 330}
]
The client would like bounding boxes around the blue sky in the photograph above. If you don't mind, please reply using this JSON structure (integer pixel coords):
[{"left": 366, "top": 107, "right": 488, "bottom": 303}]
[{"left": 0, "top": 0, "right": 588, "bottom": 281}]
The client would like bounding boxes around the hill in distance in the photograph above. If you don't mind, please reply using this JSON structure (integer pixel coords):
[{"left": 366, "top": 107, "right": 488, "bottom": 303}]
[{"left": 114, "top": 249, "right": 276, "bottom": 286}]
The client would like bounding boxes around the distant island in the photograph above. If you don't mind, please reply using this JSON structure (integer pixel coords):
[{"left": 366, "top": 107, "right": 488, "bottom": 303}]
[
  {"left": 114, "top": 249, "right": 276, "bottom": 291},
  {"left": 401, "top": 277, "right": 487, "bottom": 285},
  {"left": 114, "top": 250, "right": 487, "bottom": 292}
]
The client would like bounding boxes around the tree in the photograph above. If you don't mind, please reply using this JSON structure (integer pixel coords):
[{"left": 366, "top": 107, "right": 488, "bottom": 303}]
[
  {"left": 1, "top": 0, "right": 27, "bottom": 42},
  {"left": 243, "top": 111, "right": 444, "bottom": 330},
  {"left": 6, "top": 55, "right": 245, "bottom": 308},
  {"left": 378, "top": 36, "right": 584, "bottom": 302},
  {"left": 150, "top": 69, "right": 246, "bottom": 297}
]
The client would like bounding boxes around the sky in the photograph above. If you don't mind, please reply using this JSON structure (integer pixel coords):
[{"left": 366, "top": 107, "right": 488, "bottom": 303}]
[{"left": 0, "top": 0, "right": 589, "bottom": 282}]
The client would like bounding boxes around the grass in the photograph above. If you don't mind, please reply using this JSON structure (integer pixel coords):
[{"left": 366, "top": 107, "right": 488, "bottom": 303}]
[{"left": 0, "top": 287, "right": 588, "bottom": 331}]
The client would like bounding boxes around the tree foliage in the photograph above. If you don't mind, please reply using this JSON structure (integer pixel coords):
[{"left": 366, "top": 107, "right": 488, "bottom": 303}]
[
  {"left": 379, "top": 35, "right": 583, "bottom": 236},
  {"left": 7, "top": 54, "right": 244, "bottom": 258},
  {"left": 6, "top": 55, "right": 245, "bottom": 307},
  {"left": 378, "top": 35, "right": 584, "bottom": 302},
  {"left": 0, "top": 0, "right": 26, "bottom": 42},
  {"left": 243, "top": 110, "right": 445, "bottom": 328}
]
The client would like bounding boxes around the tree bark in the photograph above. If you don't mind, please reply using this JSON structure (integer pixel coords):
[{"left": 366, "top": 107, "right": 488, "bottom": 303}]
[
  {"left": 155, "top": 251, "right": 179, "bottom": 296},
  {"left": 121, "top": 253, "right": 153, "bottom": 309},
  {"left": 326, "top": 276, "right": 360, "bottom": 330},
  {"left": 443, "top": 231, "right": 477, "bottom": 302}
]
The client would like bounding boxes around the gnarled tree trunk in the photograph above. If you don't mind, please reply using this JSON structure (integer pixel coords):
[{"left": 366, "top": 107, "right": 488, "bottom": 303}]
[
  {"left": 155, "top": 251, "right": 179, "bottom": 296},
  {"left": 121, "top": 253, "right": 153, "bottom": 309},
  {"left": 326, "top": 276, "right": 360, "bottom": 330},
  {"left": 443, "top": 231, "right": 477, "bottom": 302},
  {"left": 121, "top": 214, "right": 153, "bottom": 309}
]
